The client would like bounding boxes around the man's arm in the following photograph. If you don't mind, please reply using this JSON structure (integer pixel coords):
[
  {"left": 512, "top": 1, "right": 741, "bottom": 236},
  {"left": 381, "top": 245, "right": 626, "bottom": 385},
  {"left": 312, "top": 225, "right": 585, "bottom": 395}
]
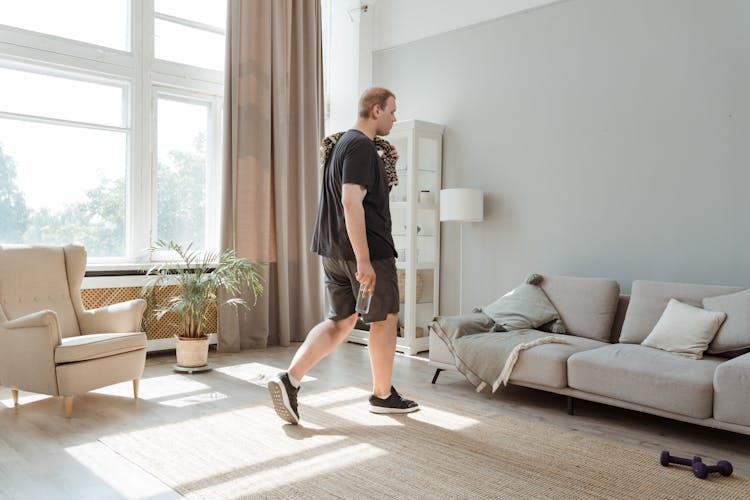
[{"left": 342, "top": 183, "right": 376, "bottom": 294}]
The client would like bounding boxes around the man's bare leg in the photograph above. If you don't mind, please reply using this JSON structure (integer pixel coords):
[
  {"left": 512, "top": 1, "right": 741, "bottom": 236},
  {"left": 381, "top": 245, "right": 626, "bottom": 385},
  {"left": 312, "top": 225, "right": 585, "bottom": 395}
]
[
  {"left": 287, "top": 313, "right": 358, "bottom": 381},
  {"left": 269, "top": 313, "right": 358, "bottom": 424},
  {"left": 367, "top": 312, "right": 398, "bottom": 397}
]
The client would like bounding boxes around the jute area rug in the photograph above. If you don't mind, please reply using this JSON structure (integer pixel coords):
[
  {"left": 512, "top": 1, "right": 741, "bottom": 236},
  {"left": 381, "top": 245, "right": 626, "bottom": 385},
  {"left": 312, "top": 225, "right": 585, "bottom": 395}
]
[{"left": 99, "top": 385, "right": 748, "bottom": 499}]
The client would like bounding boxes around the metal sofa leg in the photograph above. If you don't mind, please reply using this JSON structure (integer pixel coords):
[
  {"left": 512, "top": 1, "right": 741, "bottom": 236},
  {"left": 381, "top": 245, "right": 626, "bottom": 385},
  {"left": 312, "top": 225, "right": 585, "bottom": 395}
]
[
  {"left": 567, "top": 396, "right": 575, "bottom": 415},
  {"left": 431, "top": 368, "right": 443, "bottom": 384}
]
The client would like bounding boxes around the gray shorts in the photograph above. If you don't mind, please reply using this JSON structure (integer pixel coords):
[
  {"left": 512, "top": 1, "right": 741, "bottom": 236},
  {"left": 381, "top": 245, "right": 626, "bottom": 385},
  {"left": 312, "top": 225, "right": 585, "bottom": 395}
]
[{"left": 322, "top": 257, "right": 399, "bottom": 324}]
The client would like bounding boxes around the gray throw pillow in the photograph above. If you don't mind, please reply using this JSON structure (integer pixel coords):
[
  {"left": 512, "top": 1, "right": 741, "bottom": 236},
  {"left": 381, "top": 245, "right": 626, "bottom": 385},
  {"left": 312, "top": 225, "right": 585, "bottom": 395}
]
[
  {"left": 432, "top": 312, "right": 495, "bottom": 340},
  {"left": 480, "top": 283, "right": 565, "bottom": 333},
  {"left": 703, "top": 289, "right": 750, "bottom": 354}
]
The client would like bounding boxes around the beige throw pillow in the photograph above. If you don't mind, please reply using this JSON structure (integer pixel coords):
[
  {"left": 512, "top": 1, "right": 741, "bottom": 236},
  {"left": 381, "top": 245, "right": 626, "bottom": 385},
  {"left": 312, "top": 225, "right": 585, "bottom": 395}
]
[
  {"left": 702, "top": 289, "right": 750, "bottom": 354},
  {"left": 641, "top": 298, "right": 726, "bottom": 359}
]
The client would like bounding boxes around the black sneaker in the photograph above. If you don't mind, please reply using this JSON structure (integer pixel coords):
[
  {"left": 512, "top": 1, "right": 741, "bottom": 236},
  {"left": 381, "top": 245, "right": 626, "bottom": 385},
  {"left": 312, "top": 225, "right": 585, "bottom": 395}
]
[
  {"left": 369, "top": 386, "right": 419, "bottom": 414},
  {"left": 268, "top": 372, "right": 299, "bottom": 424}
]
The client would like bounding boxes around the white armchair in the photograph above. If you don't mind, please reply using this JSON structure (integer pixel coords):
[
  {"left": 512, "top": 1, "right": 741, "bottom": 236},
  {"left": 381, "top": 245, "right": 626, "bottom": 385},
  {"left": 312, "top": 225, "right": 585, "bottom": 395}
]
[{"left": 0, "top": 244, "right": 147, "bottom": 417}]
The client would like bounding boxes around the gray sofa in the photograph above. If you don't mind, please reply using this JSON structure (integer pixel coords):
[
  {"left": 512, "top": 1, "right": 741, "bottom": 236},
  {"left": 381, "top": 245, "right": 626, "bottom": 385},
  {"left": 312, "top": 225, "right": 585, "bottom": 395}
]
[{"left": 429, "top": 276, "right": 750, "bottom": 436}]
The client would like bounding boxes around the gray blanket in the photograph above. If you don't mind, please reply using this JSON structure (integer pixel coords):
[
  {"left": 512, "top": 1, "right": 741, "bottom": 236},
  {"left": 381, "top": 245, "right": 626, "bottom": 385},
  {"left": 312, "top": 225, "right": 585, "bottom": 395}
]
[{"left": 432, "top": 319, "right": 568, "bottom": 392}]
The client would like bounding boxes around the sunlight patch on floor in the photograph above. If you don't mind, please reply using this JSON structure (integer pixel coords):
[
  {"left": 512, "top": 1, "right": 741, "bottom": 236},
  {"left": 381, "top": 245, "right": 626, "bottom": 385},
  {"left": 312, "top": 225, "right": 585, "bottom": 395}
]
[
  {"left": 0, "top": 393, "right": 50, "bottom": 408},
  {"left": 191, "top": 443, "right": 386, "bottom": 498},
  {"left": 98, "top": 404, "right": 353, "bottom": 489},
  {"left": 91, "top": 380, "right": 140, "bottom": 398},
  {"left": 65, "top": 441, "right": 180, "bottom": 499},
  {"left": 300, "top": 386, "right": 371, "bottom": 408},
  {"left": 325, "top": 403, "right": 405, "bottom": 427},
  {"left": 406, "top": 404, "right": 479, "bottom": 430},
  {"left": 159, "top": 391, "right": 228, "bottom": 408},
  {"left": 215, "top": 362, "right": 317, "bottom": 387},
  {"left": 298, "top": 386, "right": 477, "bottom": 430},
  {"left": 118, "top": 374, "right": 211, "bottom": 400}
]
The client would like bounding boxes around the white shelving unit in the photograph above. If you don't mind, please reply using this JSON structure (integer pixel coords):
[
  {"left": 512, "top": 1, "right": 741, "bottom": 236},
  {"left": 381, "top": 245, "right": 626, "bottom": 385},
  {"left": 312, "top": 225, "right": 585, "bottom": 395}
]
[{"left": 348, "top": 119, "right": 443, "bottom": 355}]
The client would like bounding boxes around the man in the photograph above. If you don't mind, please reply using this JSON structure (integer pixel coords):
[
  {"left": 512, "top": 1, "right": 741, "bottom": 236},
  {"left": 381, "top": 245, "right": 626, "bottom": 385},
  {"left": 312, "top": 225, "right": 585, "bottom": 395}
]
[{"left": 267, "top": 87, "right": 419, "bottom": 424}]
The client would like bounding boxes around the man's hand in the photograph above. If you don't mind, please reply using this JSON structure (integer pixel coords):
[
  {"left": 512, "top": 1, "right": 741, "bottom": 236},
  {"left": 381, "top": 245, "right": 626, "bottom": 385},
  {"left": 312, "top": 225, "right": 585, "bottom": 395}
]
[{"left": 356, "top": 260, "right": 376, "bottom": 296}]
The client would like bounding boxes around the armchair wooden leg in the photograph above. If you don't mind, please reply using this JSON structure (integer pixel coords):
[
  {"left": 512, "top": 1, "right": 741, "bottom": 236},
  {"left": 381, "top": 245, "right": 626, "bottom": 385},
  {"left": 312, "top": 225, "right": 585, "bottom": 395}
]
[
  {"left": 63, "top": 396, "right": 73, "bottom": 418},
  {"left": 133, "top": 379, "right": 140, "bottom": 400},
  {"left": 11, "top": 390, "right": 19, "bottom": 407}
]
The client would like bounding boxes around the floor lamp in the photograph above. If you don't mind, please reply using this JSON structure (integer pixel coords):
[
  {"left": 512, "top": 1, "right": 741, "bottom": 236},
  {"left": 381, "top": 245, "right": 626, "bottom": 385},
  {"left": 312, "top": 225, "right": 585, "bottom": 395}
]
[{"left": 440, "top": 188, "right": 484, "bottom": 314}]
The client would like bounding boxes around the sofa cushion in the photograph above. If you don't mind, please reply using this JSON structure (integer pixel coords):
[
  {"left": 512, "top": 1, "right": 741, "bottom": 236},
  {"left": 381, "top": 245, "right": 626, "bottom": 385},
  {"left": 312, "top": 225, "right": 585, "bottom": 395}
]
[
  {"left": 481, "top": 284, "right": 563, "bottom": 332},
  {"left": 641, "top": 299, "right": 726, "bottom": 359},
  {"left": 538, "top": 276, "right": 620, "bottom": 342},
  {"left": 609, "top": 295, "right": 630, "bottom": 343},
  {"left": 713, "top": 353, "right": 750, "bottom": 426},
  {"left": 509, "top": 334, "right": 606, "bottom": 389},
  {"left": 55, "top": 332, "right": 147, "bottom": 364},
  {"left": 618, "top": 280, "right": 742, "bottom": 344},
  {"left": 703, "top": 289, "right": 750, "bottom": 354},
  {"left": 567, "top": 344, "right": 724, "bottom": 418}
]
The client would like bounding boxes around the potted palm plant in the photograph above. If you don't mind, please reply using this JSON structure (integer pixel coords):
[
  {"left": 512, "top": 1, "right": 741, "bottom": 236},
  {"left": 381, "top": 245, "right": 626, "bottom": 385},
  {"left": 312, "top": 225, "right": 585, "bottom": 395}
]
[{"left": 142, "top": 240, "right": 263, "bottom": 368}]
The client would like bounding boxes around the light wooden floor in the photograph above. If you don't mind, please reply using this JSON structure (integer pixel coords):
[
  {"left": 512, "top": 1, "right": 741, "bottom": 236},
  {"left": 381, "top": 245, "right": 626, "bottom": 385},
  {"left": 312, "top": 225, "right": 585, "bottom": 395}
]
[{"left": 1, "top": 342, "right": 749, "bottom": 499}]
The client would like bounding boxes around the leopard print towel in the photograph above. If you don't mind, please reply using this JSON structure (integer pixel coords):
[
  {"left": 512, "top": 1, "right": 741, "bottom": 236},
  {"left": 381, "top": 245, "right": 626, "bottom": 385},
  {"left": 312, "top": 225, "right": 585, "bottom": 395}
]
[{"left": 320, "top": 131, "right": 399, "bottom": 188}]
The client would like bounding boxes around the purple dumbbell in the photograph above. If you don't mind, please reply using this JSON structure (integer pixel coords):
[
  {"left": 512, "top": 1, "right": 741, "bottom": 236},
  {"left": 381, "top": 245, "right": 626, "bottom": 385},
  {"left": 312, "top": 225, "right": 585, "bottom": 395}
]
[
  {"left": 692, "top": 459, "right": 733, "bottom": 480},
  {"left": 660, "top": 451, "right": 696, "bottom": 468}
]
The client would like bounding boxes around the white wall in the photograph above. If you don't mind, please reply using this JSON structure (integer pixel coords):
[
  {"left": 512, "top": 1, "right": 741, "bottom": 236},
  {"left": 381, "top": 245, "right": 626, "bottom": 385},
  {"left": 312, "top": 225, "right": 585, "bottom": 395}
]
[
  {"left": 328, "top": 0, "right": 559, "bottom": 123},
  {"left": 372, "top": 0, "right": 750, "bottom": 314},
  {"left": 371, "top": 0, "right": 560, "bottom": 50}
]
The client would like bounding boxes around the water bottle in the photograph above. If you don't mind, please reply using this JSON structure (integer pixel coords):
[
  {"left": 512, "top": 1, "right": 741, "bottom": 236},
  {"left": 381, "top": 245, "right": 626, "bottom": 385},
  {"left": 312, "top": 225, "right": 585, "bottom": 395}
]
[{"left": 355, "top": 282, "right": 371, "bottom": 314}]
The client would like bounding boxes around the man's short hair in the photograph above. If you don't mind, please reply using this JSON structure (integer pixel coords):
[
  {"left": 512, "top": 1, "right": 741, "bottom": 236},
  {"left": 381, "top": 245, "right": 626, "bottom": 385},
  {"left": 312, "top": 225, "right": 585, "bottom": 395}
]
[{"left": 358, "top": 87, "right": 395, "bottom": 119}]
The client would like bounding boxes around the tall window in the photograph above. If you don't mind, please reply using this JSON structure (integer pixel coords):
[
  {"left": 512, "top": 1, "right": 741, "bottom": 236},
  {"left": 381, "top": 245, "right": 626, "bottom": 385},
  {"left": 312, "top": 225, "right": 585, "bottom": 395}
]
[
  {"left": 0, "top": 0, "right": 226, "bottom": 265},
  {"left": 156, "top": 94, "right": 217, "bottom": 250},
  {"left": 0, "top": 66, "right": 128, "bottom": 257}
]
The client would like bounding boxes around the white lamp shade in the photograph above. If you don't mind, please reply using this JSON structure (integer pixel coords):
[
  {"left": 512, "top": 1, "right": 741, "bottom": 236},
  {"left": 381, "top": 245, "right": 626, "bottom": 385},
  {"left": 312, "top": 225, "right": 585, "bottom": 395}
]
[{"left": 440, "top": 188, "right": 484, "bottom": 222}]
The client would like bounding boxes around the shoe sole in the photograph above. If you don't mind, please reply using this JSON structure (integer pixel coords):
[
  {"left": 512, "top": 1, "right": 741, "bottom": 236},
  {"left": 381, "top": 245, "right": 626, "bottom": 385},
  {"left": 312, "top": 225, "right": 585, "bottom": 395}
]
[
  {"left": 268, "top": 379, "right": 299, "bottom": 424},
  {"left": 369, "top": 405, "right": 420, "bottom": 414}
]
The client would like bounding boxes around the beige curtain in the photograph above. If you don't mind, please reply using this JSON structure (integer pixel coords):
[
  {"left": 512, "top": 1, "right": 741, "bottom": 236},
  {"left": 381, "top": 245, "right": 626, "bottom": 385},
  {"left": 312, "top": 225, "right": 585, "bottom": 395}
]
[{"left": 220, "top": 0, "right": 324, "bottom": 350}]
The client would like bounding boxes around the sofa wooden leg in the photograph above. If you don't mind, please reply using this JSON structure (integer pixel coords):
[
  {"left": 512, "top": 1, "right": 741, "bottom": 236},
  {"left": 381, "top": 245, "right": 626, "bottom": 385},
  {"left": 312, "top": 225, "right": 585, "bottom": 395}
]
[
  {"left": 431, "top": 368, "right": 443, "bottom": 384},
  {"left": 63, "top": 396, "right": 73, "bottom": 418},
  {"left": 566, "top": 396, "right": 575, "bottom": 416},
  {"left": 133, "top": 379, "right": 140, "bottom": 399},
  {"left": 11, "top": 389, "right": 19, "bottom": 407}
]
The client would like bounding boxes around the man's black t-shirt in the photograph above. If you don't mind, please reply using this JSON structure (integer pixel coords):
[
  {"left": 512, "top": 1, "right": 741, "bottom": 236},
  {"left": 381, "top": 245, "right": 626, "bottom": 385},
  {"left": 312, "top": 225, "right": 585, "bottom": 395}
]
[{"left": 310, "top": 129, "right": 396, "bottom": 261}]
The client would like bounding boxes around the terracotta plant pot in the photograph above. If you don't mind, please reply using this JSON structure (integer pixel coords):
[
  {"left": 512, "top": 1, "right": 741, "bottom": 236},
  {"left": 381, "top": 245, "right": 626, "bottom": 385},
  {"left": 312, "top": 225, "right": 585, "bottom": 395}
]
[{"left": 175, "top": 336, "right": 209, "bottom": 367}]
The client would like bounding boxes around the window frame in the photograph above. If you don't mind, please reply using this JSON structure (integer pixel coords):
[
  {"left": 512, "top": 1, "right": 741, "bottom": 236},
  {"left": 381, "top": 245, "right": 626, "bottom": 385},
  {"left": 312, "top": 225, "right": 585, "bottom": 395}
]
[
  {"left": 151, "top": 88, "right": 223, "bottom": 258},
  {"left": 0, "top": 0, "right": 225, "bottom": 270}
]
